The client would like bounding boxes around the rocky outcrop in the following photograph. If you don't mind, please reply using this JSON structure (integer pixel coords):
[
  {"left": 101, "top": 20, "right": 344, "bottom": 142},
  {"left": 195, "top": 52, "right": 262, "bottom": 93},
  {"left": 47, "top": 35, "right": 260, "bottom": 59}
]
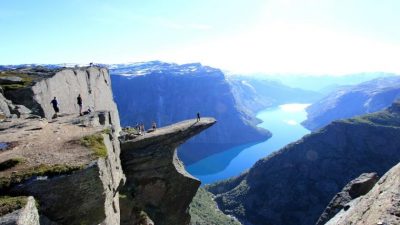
[
  {"left": 316, "top": 173, "right": 379, "bottom": 225},
  {"left": 0, "top": 66, "right": 125, "bottom": 225},
  {"left": 302, "top": 76, "right": 400, "bottom": 130},
  {"left": 0, "top": 196, "right": 40, "bottom": 225},
  {"left": 325, "top": 162, "right": 400, "bottom": 225},
  {"left": 207, "top": 101, "right": 400, "bottom": 225},
  {"left": 119, "top": 118, "right": 216, "bottom": 225},
  {"left": 2, "top": 66, "right": 120, "bottom": 132},
  {"left": 110, "top": 61, "right": 270, "bottom": 164}
]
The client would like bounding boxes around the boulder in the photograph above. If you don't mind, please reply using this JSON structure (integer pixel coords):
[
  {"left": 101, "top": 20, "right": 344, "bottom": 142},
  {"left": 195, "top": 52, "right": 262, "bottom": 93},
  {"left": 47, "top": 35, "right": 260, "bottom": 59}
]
[
  {"left": 0, "top": 76, "right": 23, "bottom": 85},
  {"left": 325, "top": 163, "right": 400, "bottom": 225},
  {"left": 316, "top": 172, "right": 379, "bottom": 225},
  {"left": 0, "top": 196, "right": 40, "bottom": 225}
]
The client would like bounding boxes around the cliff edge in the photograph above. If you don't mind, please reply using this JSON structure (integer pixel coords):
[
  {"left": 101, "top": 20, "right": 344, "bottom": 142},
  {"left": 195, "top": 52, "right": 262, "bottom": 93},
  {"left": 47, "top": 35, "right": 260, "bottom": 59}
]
[{"left": 119, "top": 118, "right": 216, "bottom": 225}]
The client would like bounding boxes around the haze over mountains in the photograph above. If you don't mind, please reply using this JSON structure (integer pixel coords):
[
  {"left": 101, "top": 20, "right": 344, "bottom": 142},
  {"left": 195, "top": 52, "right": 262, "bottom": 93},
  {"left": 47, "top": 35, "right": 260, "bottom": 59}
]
[{"left": 303, "top": 76, "right": 400, "bottom": 130}]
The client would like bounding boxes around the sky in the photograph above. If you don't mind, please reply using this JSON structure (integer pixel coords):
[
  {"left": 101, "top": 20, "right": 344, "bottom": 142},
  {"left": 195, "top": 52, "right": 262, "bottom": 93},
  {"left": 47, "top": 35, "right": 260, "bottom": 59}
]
[{"left": 1, "top": 0, "right": 400, "bottom": 74}]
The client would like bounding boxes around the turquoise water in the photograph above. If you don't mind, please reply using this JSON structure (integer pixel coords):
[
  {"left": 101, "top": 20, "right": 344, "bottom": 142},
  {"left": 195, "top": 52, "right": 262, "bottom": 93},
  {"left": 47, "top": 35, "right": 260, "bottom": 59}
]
[{"left": 186, "top": 103, "right": 311, "bottom": 184}]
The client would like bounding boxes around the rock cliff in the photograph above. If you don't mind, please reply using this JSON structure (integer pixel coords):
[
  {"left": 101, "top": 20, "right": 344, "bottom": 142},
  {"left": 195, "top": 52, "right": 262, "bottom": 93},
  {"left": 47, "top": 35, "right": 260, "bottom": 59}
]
[
  {"left": 325, "top": 162, "right": 400, "bottom": 225},
  {"left": 207, "top": 101, "right": 400, "bottom": 225},
  {"left": 1, "top": 66, "right": 120, "bottom": 132},
  {"left": 0, "top": 66, "right": 124, "bottom": 225},
  {"left": 302, "top": 76, "right": 400, "bottom": 131},
  {"left": 110, "top": 61, "right": 271, "bottom": 164},
  {"left": 119, "top": 118, "right": 216, "bottom": 225}
]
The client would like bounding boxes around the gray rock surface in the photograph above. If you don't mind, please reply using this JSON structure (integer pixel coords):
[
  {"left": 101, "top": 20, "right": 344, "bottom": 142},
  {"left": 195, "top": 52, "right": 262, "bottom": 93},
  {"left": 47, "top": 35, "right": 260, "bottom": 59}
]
[
  {"left": 0, "top": 92, "right": 11, "bottom": 117},
  {"left": 120, "top": 118, "right": 216, "bottom": 225},
  {"left": 207, "top": 101, "right": 400, "bottom": 225},
  {"left": 3, "top": 67, "right": 120, "bottom": 133},
  {"left": 0, "top": 196, "right": 40, "bottom": 225},
  {"left": 316, "top": 172, "right": 378, "bottom": 225},
  {"left": 326, "top": 162, "right": 400, "bottom": 225}
]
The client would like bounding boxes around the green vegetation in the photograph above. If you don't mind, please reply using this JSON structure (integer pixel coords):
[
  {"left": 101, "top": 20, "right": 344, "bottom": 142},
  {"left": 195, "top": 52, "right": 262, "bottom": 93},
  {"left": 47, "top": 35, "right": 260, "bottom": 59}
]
[
  {"left": 102, "top": 128, "right": 112, "bottom": 135},
  {"left": 343, "top": 109, "right": 400, "bottom": 128},
  {"left": 122, "top": 127, "right": 140, "bottom": 135},
  {"left": 0, "top": 196, "right": 28, "bottom": 216},
  {"left": 0, "top": 164, "right": 83, "bottom": 191},
  {"left": 80, "top": 134, "right": 108, "bottom": 158},
  {"left": 190, "top": 188, "right": 242, "bottom": 225},
  {"left": 0, "top": 72, "right": 34, "bottom": 91},
  {"left": 0, "top": 158, "right": 25, "bottom": 172}
]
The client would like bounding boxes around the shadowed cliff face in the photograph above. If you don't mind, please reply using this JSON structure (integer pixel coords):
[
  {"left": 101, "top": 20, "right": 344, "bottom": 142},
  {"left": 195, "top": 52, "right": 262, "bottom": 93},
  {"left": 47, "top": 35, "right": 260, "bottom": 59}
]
[
  {"left": 119, "top": 118, "right": 216, "bottom": 225},
  {"left": 207, "top": 101, "right": 400, "bottom": 225}
]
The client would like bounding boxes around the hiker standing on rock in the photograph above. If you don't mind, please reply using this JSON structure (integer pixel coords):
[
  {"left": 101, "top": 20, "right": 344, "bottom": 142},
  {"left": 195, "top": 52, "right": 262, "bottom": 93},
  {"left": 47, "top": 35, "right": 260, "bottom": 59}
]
[
  {"left": 197, "top": 112, "right": 201, "bottom": 122},
  {"left": 152, "top": 121, "right": 157, "bottom": 130},
  {"left": 50, "top": 97, "right": 59, "bottom": 118},
  {"left": 77, "top": 94, "right": 83, "bottom": 116}
]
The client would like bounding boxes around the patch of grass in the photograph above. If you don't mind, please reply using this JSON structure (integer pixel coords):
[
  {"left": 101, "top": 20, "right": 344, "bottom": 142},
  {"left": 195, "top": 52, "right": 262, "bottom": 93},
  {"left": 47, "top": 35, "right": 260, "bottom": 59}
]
[
  {"left": 190, "top": 188, "right": 242, "bottom": 225},
  {"left": 0, "top": 72, "right": 34, "bottom": 91},
  {"left": 102, "top": 128, "right": 112, "bottom": 135},
  {"left": 80, "top": 134, "right": 108, "bottom": 158},
  {"left": 122, "top": 127, "right": 139, "bottom": 135},
  {"left": 0, "top": 164, "right": 83, "bottom": 192},
  {"left": 0, "top": 196, "right": 28, "bottom": 216},
  {"left": 0, "top": 158, "right": 25, "bottom": 172}
]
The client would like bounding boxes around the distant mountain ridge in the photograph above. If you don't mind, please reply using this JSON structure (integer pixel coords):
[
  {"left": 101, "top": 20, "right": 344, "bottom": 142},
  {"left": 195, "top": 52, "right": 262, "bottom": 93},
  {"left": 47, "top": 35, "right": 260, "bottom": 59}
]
[
  {"left": 227, "top": 76, "right": 322, "bottom": 115},
  {"left": 302, "top": 76, "right": 400, "bottom": 130},
  {"left": 207, "top": 101, "right": 400, "bottom": 225}
]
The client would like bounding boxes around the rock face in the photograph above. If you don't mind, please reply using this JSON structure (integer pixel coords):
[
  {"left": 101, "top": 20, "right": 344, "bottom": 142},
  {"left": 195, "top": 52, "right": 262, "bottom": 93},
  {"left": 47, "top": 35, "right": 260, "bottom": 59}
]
[
  {"left": 110, "top": 61, "right": 271, "bottom": 164},
  {"left": 302, "top": 76, "right": 400, "bottom": 130},
  {"left": 325, "top": 162, "right": 400, "bottom": 225},
  {"left": 0, "top": 196, "right": 40, "bottom": 225},
  {"left": 119, "top": 118, "right": 216, "bottom": 225},
  {"left": 0, "top": 66, "right": 125, "bottom": 225},
  {"left": 207, "top": 101, "right": 400, "bottom": 225},
  {"left": 2, "top": 66, "right": 120, "bottom": 132},
  {"left": 316, "top": 172, "right": 379, "bottom": 225}
]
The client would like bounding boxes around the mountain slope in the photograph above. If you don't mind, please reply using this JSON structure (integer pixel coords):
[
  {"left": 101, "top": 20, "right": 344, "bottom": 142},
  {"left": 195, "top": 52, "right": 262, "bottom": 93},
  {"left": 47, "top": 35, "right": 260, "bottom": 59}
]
[
  {"left": 207, "top": 101, "right": 400, "bottom": 225},
  {"left": 110, "top": 61, "right": 271, "bottom": 164},
  {"left": 302, "top": 76, "right": 400, "bottom": 130}
]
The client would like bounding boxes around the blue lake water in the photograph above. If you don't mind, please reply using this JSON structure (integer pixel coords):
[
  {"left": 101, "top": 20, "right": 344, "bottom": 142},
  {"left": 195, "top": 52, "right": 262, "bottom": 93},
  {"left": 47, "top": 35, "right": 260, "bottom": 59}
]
[{"left": 186, "top": 103, "right": 311, "bottom": 184}]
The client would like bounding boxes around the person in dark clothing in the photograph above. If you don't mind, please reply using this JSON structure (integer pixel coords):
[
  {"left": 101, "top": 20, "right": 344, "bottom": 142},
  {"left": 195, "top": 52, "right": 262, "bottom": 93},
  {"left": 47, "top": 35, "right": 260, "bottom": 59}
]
[
  {"left": 50, "top": 97, "right": 59, "bottom": 118},
  {"left": 197, "top": 112, "right": 201, "bottom": 122},
  {"left": 77, "top": 94, "right": 83, "bottom": 116}
]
